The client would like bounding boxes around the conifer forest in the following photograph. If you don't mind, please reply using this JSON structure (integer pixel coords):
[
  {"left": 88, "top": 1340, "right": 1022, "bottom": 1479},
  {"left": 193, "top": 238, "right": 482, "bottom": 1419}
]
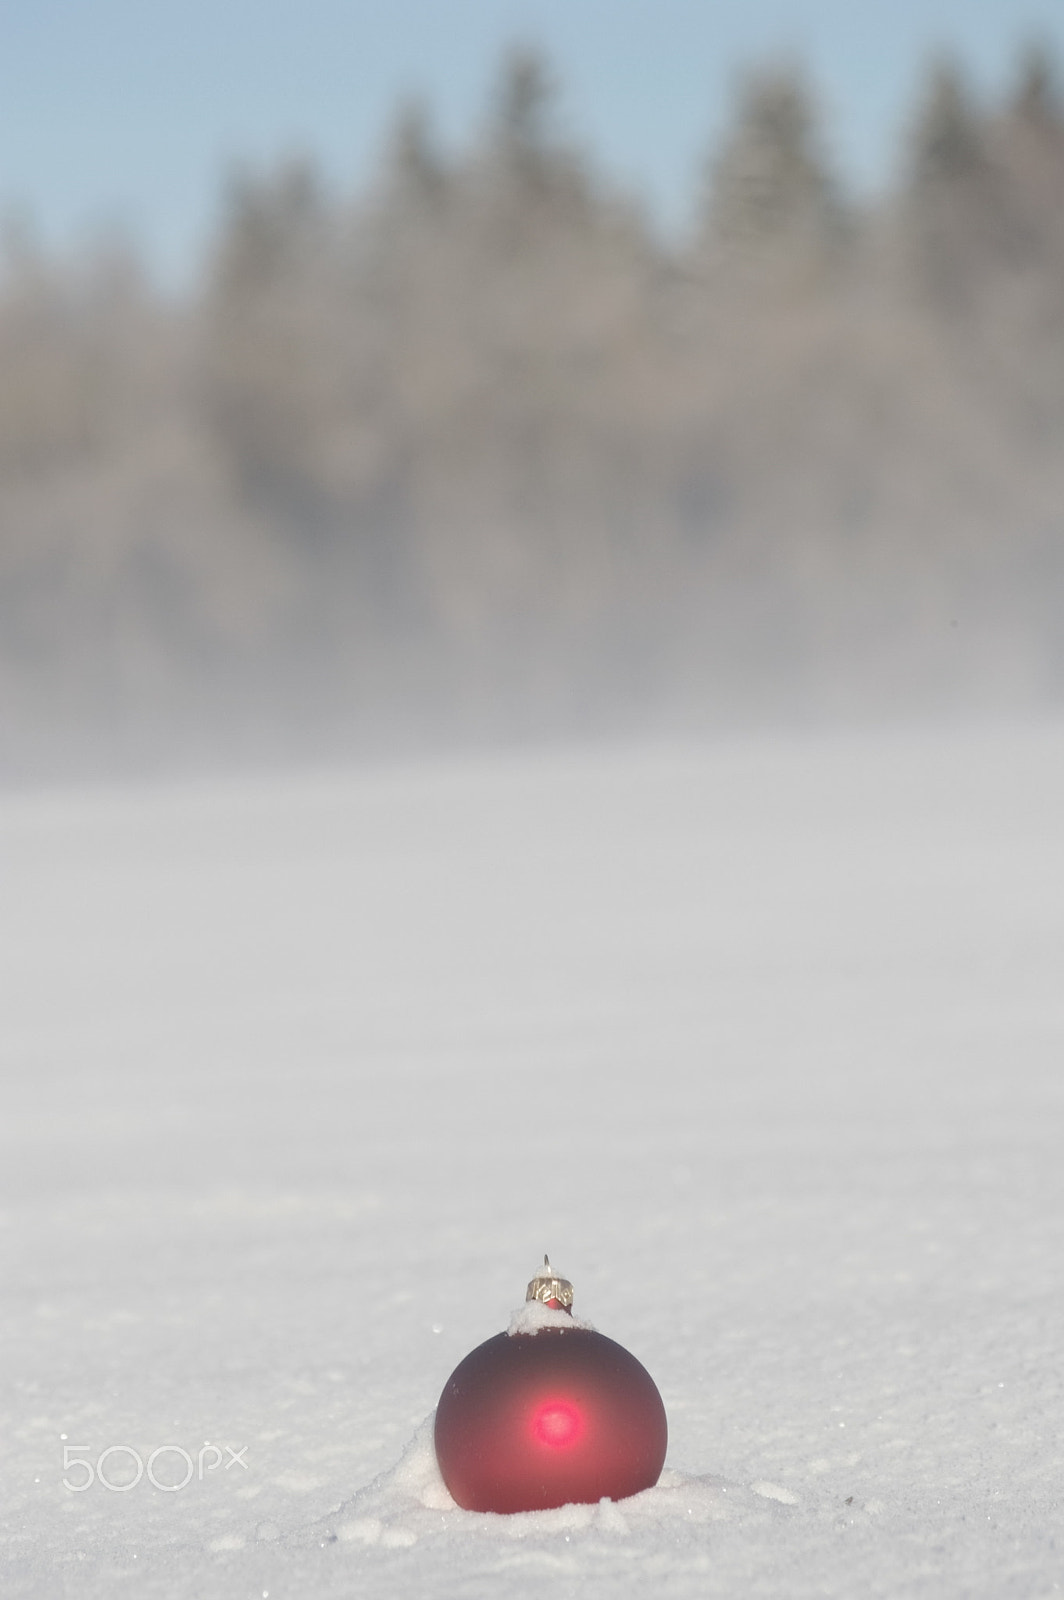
[{"left": 2, "top": 46, "right": 1063, "bottom": 772}]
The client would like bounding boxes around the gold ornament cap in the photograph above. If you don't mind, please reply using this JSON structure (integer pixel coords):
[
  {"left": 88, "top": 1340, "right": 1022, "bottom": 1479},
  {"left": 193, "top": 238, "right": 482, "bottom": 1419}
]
[{"left": 525, "top": 1255, "right": 574, "bottom": 1312}]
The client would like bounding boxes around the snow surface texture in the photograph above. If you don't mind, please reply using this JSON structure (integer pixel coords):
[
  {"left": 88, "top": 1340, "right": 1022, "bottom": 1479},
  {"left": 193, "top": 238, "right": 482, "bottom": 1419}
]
[{"left": 3, "top": 722, "right": 1064, "bottom": 1597}]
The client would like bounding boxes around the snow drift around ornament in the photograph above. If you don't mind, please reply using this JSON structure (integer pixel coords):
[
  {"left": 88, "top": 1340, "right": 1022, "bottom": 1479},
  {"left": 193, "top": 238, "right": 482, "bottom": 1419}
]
[
  {"left": 308, "top": 1264, "right": 800, "bottom": 1554},
  {"left": 433, "top": 1257, "right": 668, "bottom": 1513},
  {"left": 319, "top": 1415, "right": 796, "bottom": 1554}
]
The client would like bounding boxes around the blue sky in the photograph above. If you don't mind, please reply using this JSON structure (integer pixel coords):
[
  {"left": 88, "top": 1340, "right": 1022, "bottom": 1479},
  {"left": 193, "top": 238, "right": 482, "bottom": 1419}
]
[{"left": 1, "top": 0, "right": 1061, "bottom": 286}]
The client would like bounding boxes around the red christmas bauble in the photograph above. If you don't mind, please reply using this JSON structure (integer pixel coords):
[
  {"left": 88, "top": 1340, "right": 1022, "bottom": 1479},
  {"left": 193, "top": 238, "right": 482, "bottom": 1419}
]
[{"left": 434, "top": 1260, "right": 667, "bottom": 1514}]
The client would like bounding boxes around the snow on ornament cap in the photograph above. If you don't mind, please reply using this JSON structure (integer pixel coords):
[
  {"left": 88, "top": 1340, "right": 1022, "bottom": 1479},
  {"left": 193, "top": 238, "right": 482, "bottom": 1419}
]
[{"left": 525, "top": 1255, "right": 574, "bottom": 1311}]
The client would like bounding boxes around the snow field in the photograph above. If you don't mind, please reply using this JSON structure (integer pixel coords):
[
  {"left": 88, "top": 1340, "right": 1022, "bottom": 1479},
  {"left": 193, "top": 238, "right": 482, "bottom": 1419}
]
[{"left": 2, "top": 720, "right": 1064, "bottom": 1596}]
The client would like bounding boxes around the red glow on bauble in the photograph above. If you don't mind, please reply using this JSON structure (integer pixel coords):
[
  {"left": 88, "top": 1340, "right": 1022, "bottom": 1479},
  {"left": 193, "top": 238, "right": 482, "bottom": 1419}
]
[
  {"left": 434, "top": 1325, "right": 668, "bottom": 1513},
  {"left": 531, "top": 1399, "right": 583, "bottom": 1448}
]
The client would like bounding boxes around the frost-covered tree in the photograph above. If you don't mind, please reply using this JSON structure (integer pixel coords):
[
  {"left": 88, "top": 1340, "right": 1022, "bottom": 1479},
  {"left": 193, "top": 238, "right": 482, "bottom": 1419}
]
[
  {"left": 996, "top": 40, "right": 1064, "bottom": 249},
  {"left": 896, "top": 55, "right": 1014, "bottom": 305},
  {"left": 907, "top": 56, "right": 987, "bottom": 189},
  {"left": 386, "top": 100, "right": 447, "bottom": 206},
  {"left": 489, "top": 46, "right": 562, "bottom": 192},
  {"left": 700, "top": 65, "right": 846, "bottom": 285},
  {"left": 986, "top": 44, "right": 1064, "bottom": 434},
  {"left": 1010, "top": 39, "right": 1060, "bottom": 126},
  {"left": 202, "top": 157, "right": 348, "bottom": 532},
  {"left": 0, "top": 224, "right": 148, "bottom": 479}
]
